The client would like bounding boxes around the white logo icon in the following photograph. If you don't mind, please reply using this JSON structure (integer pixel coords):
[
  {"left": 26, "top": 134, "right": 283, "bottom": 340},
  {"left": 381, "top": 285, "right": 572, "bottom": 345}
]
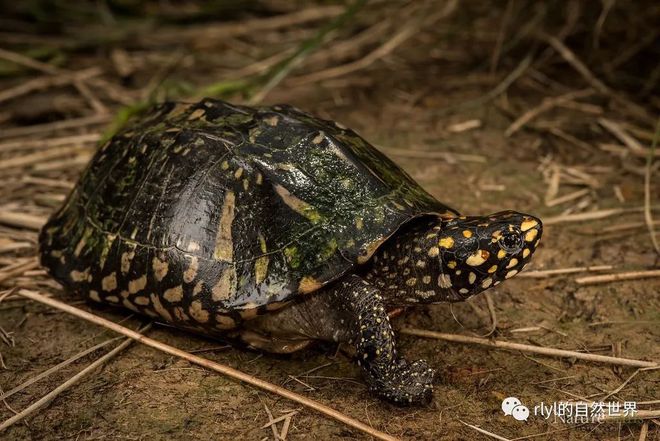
[{"left": 502, "top": 397, "right": 529, "bottom": 421}]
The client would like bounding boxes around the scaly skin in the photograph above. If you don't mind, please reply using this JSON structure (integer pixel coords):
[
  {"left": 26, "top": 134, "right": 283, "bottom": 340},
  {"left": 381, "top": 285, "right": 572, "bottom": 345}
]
[{"left": 246, "top": 211, "right": 543, "bottom": 404}]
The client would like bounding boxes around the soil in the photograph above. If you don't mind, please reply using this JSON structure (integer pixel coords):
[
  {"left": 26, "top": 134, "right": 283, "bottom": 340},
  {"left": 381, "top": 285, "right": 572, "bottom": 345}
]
[{"left": 0, "top": 2, "right": 658, "bottom": 440}]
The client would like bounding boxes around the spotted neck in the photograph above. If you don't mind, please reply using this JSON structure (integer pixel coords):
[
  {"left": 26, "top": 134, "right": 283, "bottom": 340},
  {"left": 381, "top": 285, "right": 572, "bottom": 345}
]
[{"left": 364, "top": 219, "right": 460, "bottom": 304}]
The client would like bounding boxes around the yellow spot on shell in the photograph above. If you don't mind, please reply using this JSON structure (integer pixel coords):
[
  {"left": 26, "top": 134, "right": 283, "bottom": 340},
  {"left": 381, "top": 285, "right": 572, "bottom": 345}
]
[
  {"left": 466, "top": 250, "right": 489, "bottom": 266},
  {"left": 234, "top": 168, "right": 243, "bottom": 179},
  {"left": 150, "top": 294, "right": 173, "bottom": 321},
  {"left": 462, "top": 230, "right": 473, "bottom": 238},
  {"left": 355, "top": 217, "right": 364, "bottom": 230},
  {"left": 481, "top": 278, "right": 492, "bottom": 288},
  {"left": 101, "top": 273, "right": 117, "bottom": 291},
  {"left": 507, "top": 258, "right": 519, "bottom": 269},
  {"left": 488, "top": 265, "right": 498, "bottom": 273},
  {"left": 521, "top": 219, "right": 539, "bottom": 232},
  {"left": 105, "top": 296, "right": 119, "bottom": 303},
  {"left": 189, "top": 300, "right": 209, "bottom": 323},
  {"left": 274, "top": 184, "right": 321, "bottom": 223},
  {"left": 74, "top": 228, "right": 92, "bottom": 257},
  {"left": 122, "top": 300, "right": 138, "bottom": 312},
  {"left": 163, "top": 285, "right": 183, "bottom": 303},
  {"left": 505, "top": 269, "right": 519, "bottom": 279},
  {"left": 428, "top": 247, "right": 439, "bottom": 257},
  {"left": 134, "top": 296, "right": 150, "bottom": 306},
  {"left": 215, "top": 314, "right": 236, "bottom": 330},
  {"left": 422, "top": 275, "right": 431, "bottom": 284},
  {"left": 89, "top": 290, "right": 100, "bottom": 302},
  {"left": 439, "top": 237, "right": 454, "bottom": 249},
  {"left": 299, "top": 276, "right": 322, "bottom": 294},
  {"left": 128, "top": 275, "right": 147, "bottom": 294},
  {"left": 239, "top": 305, "right": 259, "bottom": 320},
  {"left": 183, "top": 256, "right": 199, "bottom": 284},
  {"left": 254, "top": 255, "right": 269, "bottom": 285},
  {"left": 264, "top": 115, "right": 279, "bottom": 126},
  {"left": 187, "top": 108, "right": 206, "bottom": 120},
  {"left": 468, "top": 272, "right": 476, "bottom": 284},
  {"left": 497, "top": 249, "right": 507, "bottom": 259},
  {"left": 406, "top": 277, "right": 417, "bottom": 286},
  {"left": 174, "top": 307, "right": 189, "bottom": 321},
  {"left": 214, "top": 191, "right": 236, "bottom": 262},
  {"left": 523, "top": 248, "right": 531, "bottom": 258},
  {"left": 447, "top": 261, "right": 457, "bottom": 269},
  {"left": 256, "top": 173, "right": 263, "bottom": 185},
  {"left": 212, "top": 267, "right": 237, "bottom": 302},
  {"left": 152, "top": 257, "right": 169, "bottom": 281},
  {"left": 121, "top": 250, "right": 135, "bottom": 274},
  {"left": 266, "top": 301, "right": 290, "bottom": 312},
  {"left": 70, "top": 268, "right": 90, "bottom": 282},
  {"left": 99, "top": 234, "right": 116, "bottom": 269},
  {"left": 525, "top": 229, "right": 538, "bottom": 242}
]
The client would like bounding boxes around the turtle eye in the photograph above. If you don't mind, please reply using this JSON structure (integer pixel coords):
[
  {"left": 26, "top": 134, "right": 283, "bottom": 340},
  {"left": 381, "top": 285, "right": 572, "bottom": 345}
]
[{"left": 499, "top": 229, "right": 522, "bottom": 253}]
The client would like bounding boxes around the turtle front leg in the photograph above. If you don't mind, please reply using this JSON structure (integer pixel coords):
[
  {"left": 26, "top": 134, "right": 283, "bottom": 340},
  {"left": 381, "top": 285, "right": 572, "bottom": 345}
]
[{"left": 332, "top": 274, "right": 435, "bottom": 404}]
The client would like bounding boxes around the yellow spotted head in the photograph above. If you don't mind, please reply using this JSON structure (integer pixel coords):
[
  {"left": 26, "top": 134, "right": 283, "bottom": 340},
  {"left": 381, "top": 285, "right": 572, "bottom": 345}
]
[{"left": 435, "top": 211, "right": 542, "bottom": 300}]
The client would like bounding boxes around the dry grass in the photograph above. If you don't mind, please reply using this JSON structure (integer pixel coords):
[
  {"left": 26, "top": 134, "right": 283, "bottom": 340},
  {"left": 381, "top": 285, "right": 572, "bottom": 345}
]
[{"left": 0, "top": 1, "right": 658, "bottom": 439}]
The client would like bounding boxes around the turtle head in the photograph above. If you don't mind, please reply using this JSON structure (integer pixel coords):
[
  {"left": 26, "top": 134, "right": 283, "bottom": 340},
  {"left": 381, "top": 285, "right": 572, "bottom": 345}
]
[{"left": 435, "top": 211, "right": 542, "bottom": 300}]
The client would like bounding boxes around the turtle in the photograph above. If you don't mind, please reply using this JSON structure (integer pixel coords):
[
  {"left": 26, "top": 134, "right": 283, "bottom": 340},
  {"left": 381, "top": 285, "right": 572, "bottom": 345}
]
[{"left": 39, "top": 98, "right": 543, "bottom": 404}]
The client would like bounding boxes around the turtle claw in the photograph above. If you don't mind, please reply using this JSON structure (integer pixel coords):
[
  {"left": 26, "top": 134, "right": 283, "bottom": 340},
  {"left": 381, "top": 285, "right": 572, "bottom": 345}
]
[{"left": 370, "top": 358, "right": 435, "bottom": 405}]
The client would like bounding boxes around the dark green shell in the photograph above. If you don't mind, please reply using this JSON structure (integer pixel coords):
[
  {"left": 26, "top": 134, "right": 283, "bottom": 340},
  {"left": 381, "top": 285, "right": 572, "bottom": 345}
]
[{"left": 39, "top": 99, "right": 457, "bottom": 330}]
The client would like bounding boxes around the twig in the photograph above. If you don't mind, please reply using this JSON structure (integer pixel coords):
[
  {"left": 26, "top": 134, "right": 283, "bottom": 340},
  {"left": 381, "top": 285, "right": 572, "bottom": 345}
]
[
  {"left": 0, "top": 259, "right": 39, "bottom": 285},
  {"left": 261, "top": 411, "right": 298, "bottom": 429},
  {"left": 147, "top": 6, "right": 346, "bottom": 46},
  {"left": 0, "top": 115, "right": 110, "bottom": 140},
  {"left": 538, "top": 32, "right": 653, "bottom": 124},
  {"left": 643, "top": 119, "right": 660, "bottom": 256},
  {"left": 15, "top": 289, "right": 399, "bottom": 441},
  {"left": 0, "top": 67, "right": 102, "bottom": 104},
  {"left": 545, "top": 188, "right": 591, "bottom": 207},
  {"left": 599, "top": 118, "right": 649, "bottom": 156},
  {"left": 261, "top": 399, "right": 282, "bottom": 441},
  {"left": 280, "top": 414, "right": 293, "bottom": 440},
  {"left": 489, "top": 0, "right": 514, "bottom": 73},
  {"left": 0, "top": 146, "right": 91, "bottom": 172},
  {"left": 505, "top": 89, "right": 593, "bottom": 137},
  {"left": 0, "top": 324, "right": 151, "bottom": 432},
  {"left": 73, "top": 80, "right": 108, "bottom": 114},
  {"left": 0, "top": 47, "right": 62, "bottom": 75},
  {"left": 0, "top": 133, "right": 101, "bottom": 153},
  {"left": 518, "top": 265, "right": 613, "bottom": 278},
  {"left": 588, "top": 320, "right": 659, "bottom": 328},
  {"left": 459, "top": 420, "right": 511, "bottom": 441},
  {"left": 0, "top": 212, "right": 47, "bottom": 231},
  {"left": 543, "top": 206, "right": 658, "bottom": 225},
  {"left": 399, "top": 328, "right": 658, "bottom": 368},
  {"left": 290, "top": 0, "right": 458, "bottom": 86},
  {"left": 378, "top": 146, "right": 486, "bottom": 163},
  {"left": 249, "top": 0, "right": 368, "bottom": 104},
  {"left": 435, "top": 55, "right": 533, "bottom": 116},
  {"left": 575, "top": 269, "right": 660, "bottom": 285},
  {"left": 0, "top": 336, "right": 122, "bottom": 401}
]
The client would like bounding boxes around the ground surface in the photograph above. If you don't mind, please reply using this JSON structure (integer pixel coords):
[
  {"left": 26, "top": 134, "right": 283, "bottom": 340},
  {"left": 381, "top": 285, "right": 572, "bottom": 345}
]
[{"left": 0, "top": 1, "right": 658, "bottom": 440}]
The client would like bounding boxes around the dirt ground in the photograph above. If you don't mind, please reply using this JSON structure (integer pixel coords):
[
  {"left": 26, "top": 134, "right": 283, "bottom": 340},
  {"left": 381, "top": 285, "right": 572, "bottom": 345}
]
[{"left": 1, "top": 1, "right": 659, "bottom": 440}]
